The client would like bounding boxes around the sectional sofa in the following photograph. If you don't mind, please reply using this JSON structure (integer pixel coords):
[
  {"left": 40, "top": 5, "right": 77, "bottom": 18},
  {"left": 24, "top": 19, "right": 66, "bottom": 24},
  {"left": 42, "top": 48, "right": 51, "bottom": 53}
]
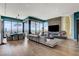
[{"left": 27, "top": 31, "right": 67, "bottom": 47}]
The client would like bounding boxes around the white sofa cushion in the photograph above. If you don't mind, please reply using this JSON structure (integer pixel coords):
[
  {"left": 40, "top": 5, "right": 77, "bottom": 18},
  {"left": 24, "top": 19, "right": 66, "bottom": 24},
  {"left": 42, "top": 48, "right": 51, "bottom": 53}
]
[{"left": 45, "top": 38, "right": 63, "bottom": 47}]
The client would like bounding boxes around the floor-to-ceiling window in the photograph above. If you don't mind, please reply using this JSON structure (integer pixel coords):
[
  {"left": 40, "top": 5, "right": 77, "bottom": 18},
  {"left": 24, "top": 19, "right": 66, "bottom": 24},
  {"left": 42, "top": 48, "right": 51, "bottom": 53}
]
[
  {"left": 3, "top": 17, "right": 23, "bottom": 37},
  {"left": 12, "top": 20, "right": 18, "bottom": 34},
  {"left": 40, "top": 22, "right": 43, "bottom": 33},
  {"left": 18, "top": 21, "right": 23, "bottom": 33},
  {"left": 36, "top": 22, "right": 40, "bottom": 34},
  {"left": 31, "top": 21, "right": 36, "bottom": 34},
  {"left": 44, "top": 21, "right": 48, "bottom": 33},
  {"left": 24, "top": 21, "right": 29, "bottom": 35},
  {"left": 30, "top": 20, "right": 45, "bottom": 35},
  {"left": 4, "top": 21, "right": 11, "bottom": 37},
  {"left": 24, "top": 22, "right": 27, "bottom": 34}
]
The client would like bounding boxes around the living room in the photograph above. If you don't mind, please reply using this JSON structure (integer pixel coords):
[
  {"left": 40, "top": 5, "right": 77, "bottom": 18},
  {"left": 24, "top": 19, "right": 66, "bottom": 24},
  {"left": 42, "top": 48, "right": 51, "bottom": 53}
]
[{"left": 0, "top": 3, "right": 79, "bottom": 56}]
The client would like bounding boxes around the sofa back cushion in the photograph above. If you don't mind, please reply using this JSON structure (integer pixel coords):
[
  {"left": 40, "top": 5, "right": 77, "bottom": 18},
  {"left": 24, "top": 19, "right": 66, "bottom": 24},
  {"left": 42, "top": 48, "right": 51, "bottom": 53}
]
[{"left": 60, "top": 31, "right": 66, "bottom": 36}]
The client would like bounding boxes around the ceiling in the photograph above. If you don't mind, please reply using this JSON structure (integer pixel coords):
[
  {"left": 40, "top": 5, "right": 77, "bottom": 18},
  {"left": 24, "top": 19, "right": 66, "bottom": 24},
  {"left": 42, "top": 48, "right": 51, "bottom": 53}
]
[{"left": 0, "top": 3, "right": 79, "bottom": 20}]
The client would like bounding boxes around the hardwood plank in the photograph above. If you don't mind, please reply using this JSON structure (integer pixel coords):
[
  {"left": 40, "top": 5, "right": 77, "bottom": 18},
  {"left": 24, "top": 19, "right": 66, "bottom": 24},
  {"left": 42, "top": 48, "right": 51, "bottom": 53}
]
[{"left": 0, "top": 38, "right": 79, "bottom": 56}]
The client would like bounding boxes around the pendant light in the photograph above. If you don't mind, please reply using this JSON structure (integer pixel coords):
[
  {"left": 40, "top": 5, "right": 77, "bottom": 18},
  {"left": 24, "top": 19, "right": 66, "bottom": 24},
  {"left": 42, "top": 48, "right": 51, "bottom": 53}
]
[
  {"left": 4, "top": 3, "right": 6, "bottom": 16},
  {"left": 16, "top": 7, "right": 21, "bottom": 19}
]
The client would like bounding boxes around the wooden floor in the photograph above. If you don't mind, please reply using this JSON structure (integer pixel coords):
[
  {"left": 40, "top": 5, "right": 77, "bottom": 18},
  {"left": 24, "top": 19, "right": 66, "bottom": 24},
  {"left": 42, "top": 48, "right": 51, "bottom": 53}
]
[{"left": 0, "top": 37, "right": 79, "bottom": 56}]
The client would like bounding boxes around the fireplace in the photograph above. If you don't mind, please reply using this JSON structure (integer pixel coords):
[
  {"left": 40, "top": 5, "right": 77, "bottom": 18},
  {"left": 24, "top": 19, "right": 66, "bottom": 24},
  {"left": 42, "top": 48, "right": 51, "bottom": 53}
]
[{"left": 48, "top": 25, "right": 59, "bottom": 32}]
